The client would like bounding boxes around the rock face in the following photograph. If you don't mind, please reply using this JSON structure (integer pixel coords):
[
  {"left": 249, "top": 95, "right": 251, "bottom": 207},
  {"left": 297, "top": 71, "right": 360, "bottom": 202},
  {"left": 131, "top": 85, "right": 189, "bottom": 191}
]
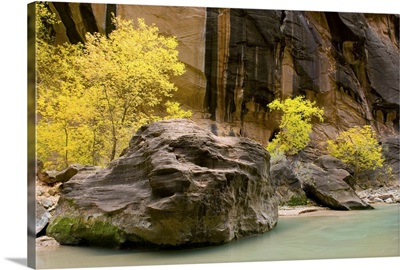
[
  {"left": 381, "top": 136, "right": 400, "bottom": 180},
  {"left": 36, "top": 202, "right": 51, "bottom": 235},
  {"left": 272, "top": 155, "right": 372, "bottom": 210},
  {"left": 48, "top": 3, "right": 399, "bottom": 169},
  {"left": 36, "top": 179, "right": 61, "bottom": 235},
  {"left": 270, "top": 156, "right": 307, "bottom": 206},
  {"left": 36, "top": 164, "right": 101, "bottom": 236},
  {"left": 47, "top": 119, "right": 278, "bottom": 248},
  {"left": 295, "top": 162, "right": 372, "bottom": 210}
]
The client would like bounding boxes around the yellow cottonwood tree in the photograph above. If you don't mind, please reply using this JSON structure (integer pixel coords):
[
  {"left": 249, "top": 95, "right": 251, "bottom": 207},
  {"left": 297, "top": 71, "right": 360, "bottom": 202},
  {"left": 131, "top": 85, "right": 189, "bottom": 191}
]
[
  {"left": 327, "top": 125, "right": 384, "bottom": 180},
  {"left": 37, "top": 40, "right": 101, "bottom": 168},
  {"left": 79, "top": 16, "right": 189, "bottom": 161},
  {"left": 267, "top": 96, "right": 324, "bottom": 156},
  {"left": 36, "top": 5, "right": 191, "bottom": 169},
  {"left": 36, "top": 3, "right": 99, "bottom": 168}
]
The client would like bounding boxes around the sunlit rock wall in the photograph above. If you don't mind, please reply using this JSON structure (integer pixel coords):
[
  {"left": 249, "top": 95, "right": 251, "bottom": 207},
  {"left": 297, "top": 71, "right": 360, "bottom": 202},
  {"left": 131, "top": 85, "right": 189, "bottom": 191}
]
[{"left": 48, "top": 3, "right": 399, "bottom": 152}]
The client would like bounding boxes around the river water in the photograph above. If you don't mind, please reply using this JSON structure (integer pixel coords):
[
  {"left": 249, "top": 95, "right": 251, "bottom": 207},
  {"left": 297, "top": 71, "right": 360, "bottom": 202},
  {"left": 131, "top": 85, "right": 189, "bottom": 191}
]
[{"left": 37, "top": 204, "right": 399, "bottom": 269}]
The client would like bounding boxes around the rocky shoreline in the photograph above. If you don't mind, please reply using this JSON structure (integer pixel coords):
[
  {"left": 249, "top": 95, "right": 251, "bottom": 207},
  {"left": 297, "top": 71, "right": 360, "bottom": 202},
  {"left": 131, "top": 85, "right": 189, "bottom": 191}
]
[
  {"left": 279, "top": 182, "right": 399, "bottom": 217},
  {"left": 356, "top": 185, "right": 400, "bottom": 204},
  {"left": 278, "top": 202, "right": 399, "bottom": 217},
  {"left": 36, "top": 176, "right": 399, "bottom": 248},
  {"left": 278, "top": 206, "right": 329, "bottom": 216}
]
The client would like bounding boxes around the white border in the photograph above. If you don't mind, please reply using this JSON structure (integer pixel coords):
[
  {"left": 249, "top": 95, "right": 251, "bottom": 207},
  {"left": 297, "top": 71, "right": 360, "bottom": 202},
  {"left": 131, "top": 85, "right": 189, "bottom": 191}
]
[{"left": 1, "top": 1, "right": 399, "bottom": 270}]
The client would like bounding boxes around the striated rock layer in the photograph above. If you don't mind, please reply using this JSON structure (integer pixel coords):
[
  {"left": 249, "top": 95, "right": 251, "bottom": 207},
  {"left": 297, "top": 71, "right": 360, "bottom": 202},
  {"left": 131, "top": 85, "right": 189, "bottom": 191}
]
[{"left": 47, "top": 119, "right": 278, "bottom": 248}]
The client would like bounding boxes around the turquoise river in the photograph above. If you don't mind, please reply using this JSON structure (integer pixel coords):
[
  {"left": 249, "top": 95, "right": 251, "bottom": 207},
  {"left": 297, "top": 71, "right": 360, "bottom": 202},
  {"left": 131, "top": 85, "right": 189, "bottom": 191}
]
[{"left": 37, "top": 204, "right": 399, "bottom": 269}]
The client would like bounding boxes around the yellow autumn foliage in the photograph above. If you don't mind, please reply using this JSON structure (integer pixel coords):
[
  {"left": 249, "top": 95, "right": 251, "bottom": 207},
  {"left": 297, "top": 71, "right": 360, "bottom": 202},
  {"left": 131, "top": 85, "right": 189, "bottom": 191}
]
[
  {"left": 266, "top": 96, "right": 324, "bottom": 156},
  {"left": 36, "top": 4, "right": 191, "bottom": 169},
  {"left": 327, "top": 125, "right": 384, "bottom": 174}
]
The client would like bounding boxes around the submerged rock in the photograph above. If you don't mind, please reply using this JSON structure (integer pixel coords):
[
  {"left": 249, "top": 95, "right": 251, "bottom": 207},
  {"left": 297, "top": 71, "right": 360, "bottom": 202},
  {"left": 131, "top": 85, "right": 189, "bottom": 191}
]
[
  {"left": 36, "top": 236, "right": 59, "bottom": 250},
  {"left": 47, "top": 119, "right": 278, "bottom": 248}
]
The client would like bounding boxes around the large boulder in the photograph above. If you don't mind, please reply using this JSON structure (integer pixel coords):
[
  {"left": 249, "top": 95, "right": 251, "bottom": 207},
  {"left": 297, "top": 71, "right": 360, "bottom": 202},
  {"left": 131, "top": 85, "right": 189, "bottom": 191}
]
[
  {"left": 47, "top": 119, "right": 278, "bottom": 248},
  {"left": 295, "top": 160, "right": 373, "bottom": 210},
  {"left": 36, "top": 165, "right": 100, "bottom": 238},
  {"left": 270, "top": 155, "right": 371, "bottom": 210},
  {"left": 314, "top": 155, "right": 355, "bottom": 188},
  {"left": 270, "top": 156, "right": 307, "bottom": 206}
]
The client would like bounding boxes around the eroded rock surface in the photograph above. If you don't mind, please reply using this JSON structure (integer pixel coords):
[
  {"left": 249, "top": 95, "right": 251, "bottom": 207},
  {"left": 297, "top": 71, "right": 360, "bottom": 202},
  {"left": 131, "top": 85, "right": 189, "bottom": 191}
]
[
  {"left": 270, "top": 156, "right": 307, "bottom": 206},
  {"left": 272, "top": 155, "right": 372, "bottom": 210},
  {"left": 47, "top": 119, "right": 278, "bottom": 248},
  {"left": 382, "top": 136, "right": 400, "bottom": 179},
  {"left": 295, "top": 162, "right": 373, "bottom": 210},
  {"left": 36, "top": 202, "right": 51, "bottom": 235},
  {"left": 35, "top": 164, "right": 100, "bottom": 235}
]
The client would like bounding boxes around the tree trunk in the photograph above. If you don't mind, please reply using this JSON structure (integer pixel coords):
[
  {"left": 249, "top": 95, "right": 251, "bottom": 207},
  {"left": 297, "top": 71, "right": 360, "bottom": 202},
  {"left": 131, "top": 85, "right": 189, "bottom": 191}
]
[
  {"left": 103, "top": 86, "right": 118, "bottom": 162},
  {"left": 64, "top": 127, "right": 69, "bottom": 168},
  {"left": 92, "top": 128, "right": 96, "bottom": 165},
  {"left": 110, "top": 135, "right": 117, "bottom": 162}
]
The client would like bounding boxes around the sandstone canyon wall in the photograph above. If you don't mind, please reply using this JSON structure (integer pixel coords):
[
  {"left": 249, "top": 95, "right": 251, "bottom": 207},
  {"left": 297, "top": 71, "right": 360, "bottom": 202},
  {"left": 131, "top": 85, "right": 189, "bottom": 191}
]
[{"left": 48, "top": 3, "right": 399, "bottom": 154}]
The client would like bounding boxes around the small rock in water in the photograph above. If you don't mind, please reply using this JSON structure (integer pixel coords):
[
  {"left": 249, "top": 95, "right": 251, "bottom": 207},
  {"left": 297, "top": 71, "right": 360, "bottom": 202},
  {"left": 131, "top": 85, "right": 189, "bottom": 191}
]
[
  {"left": 41, "top": 198, "right": 54, "bottom": 209},
  {"left": 36, "top": 236, "right": 59, "bottom": 249},
  {"left": 380, "top": 194, "right": 393, "bottom": 200},
  {"left": 385, "top": 198, "right": 393, "bottom": 204}
]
